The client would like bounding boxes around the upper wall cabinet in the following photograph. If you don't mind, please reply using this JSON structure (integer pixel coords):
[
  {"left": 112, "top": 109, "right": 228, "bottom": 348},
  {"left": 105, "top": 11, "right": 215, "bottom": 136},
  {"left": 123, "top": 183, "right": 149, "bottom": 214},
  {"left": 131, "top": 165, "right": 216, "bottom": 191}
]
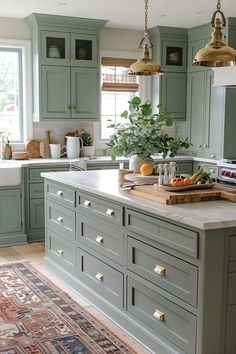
[
  {"left": 149, "top": 26, "right": 188, "bottom": 120},
  {"left": 25, "top": 13, "right": 107, "bottom": 122}
]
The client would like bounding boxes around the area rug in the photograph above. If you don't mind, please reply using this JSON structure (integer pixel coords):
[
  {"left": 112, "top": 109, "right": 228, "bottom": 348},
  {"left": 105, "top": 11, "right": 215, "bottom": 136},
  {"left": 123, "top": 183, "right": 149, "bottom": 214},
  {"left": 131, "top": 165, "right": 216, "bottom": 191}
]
[{"left": 0, "top": 261, "right": 138, "bottom": 354}]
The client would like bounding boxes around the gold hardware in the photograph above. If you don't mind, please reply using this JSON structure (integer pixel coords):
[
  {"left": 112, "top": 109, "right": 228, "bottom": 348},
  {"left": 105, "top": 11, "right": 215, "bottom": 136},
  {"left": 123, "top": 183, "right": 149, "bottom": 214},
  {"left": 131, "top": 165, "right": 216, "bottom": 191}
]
[
  {"left": 198, "top": 144, "right": 202, "bottom": 148},
  {"left": 106, "top": 208, "right": 114, "bottom": 216},
  {"left": 154, "top": 265, "right": 166, "bottom": 276},
  {"left": 57, "top": 216, "right": 63, "bottom": 223},
  {"left": 210, "top": 154, "right": 216, "bottom": 158},
  {"left": 95, "top": 272, "right": 104, "bottom": 281},
  {"left": 203, "top": 144, "right": 208, "bottom": 148},
  {"left": 56, "top": 190, "right": 63, "bottom": 197},
  {"left": 57, "top": 249, "right": 64, "bottom": 256},
  {"left": 96, "top": 235, "right": 104, "bottom": 244},
  {"left": 83, "top": 200, "right": 91, "bottom": 207},
  {"left": 153, "top": 309, "right": 165, "bottom": 321},
  {"left": 192, "top": 0, "right": 236, "bottom": 68},
  {"left": 128, "top": 0, "right": 162, "bottom": 76},
  {"left": 210, "top": 169, "right": 215, "bottom": 173},
  {"left": 71, "top": 106, "right": 76, "bottom": 112}
]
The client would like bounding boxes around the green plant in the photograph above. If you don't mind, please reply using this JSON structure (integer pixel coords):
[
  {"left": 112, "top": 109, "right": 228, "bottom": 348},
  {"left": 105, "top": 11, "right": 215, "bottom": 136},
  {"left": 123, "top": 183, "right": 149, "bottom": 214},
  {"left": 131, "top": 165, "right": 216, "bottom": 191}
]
[
  {"left": 80, "top": 130, "right": 93, "bottom": 147},
  {"left": 104, "top": 96, "right": 190, "bottom": 159}
]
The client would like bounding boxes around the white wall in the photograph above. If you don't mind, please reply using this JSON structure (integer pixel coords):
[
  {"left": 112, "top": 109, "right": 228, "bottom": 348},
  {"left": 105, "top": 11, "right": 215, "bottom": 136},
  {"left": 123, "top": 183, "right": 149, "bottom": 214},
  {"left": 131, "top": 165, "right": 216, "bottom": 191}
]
[{"left": 0, "top": 17, "right": 30, "bottom": 39}]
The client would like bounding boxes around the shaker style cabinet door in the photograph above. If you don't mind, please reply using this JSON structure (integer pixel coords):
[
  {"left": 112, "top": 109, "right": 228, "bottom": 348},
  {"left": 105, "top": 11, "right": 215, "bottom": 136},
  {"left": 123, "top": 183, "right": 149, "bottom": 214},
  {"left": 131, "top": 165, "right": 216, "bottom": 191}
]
[
  {"left": 70, "top": 33, "right": 98, "bottom": 67},
  {"left": 41, "top": 66, "right": 71, "bottom": 119},
  {"left": 41, "top": 31, "right": 71, "bottom": 66},
  {"left": 71, "top": 67, "right": 99, "bottom": 119},
  {"left": 0, "top": 189, "right": 22, "bottom": 234}
]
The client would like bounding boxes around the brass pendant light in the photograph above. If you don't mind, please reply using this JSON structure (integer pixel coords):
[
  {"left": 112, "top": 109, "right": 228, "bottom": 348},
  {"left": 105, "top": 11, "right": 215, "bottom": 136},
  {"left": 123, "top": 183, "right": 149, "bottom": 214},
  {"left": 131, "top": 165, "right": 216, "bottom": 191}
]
[
  {"left": 129, "top": 0, "right": 162, "bottom": 76},
  {"left": 193, "top": 0, "right": 236, "bottom": 67}
]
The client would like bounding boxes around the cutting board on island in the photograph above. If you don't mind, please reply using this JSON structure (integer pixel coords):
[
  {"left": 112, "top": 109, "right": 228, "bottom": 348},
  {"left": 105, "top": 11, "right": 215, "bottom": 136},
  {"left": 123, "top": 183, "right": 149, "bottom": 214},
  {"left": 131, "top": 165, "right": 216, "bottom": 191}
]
[{"left": 125, "top": 184, "right": 236, "bottom": 205}]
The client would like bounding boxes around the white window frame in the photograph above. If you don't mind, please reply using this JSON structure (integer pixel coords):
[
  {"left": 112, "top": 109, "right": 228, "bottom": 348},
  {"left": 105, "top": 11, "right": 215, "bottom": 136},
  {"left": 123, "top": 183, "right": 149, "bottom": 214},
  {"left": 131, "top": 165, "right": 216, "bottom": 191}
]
[
  {"left": 0, "top": 38, "right": 32, "bottom": 147},
  {"left": 94, "top": 50, "right": 152, "bottom": 150}
]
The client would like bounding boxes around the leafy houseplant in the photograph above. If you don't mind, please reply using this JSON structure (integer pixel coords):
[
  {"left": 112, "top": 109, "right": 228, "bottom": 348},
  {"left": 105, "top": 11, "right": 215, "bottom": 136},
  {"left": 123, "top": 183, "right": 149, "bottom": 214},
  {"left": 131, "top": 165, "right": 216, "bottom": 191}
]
[
  {"left": 104, "top": 96, "right": 190, "bottom": 169},
  {"left": 80, "top": 130, "right": 95, "bottom": 157}
]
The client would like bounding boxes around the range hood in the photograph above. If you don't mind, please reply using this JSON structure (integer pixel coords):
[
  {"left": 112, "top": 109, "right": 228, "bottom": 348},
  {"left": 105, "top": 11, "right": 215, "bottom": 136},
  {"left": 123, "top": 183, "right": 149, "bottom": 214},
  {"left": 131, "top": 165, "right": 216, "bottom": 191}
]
[{"left": 213, "top": 67, "right": 236, "bottom": 87}]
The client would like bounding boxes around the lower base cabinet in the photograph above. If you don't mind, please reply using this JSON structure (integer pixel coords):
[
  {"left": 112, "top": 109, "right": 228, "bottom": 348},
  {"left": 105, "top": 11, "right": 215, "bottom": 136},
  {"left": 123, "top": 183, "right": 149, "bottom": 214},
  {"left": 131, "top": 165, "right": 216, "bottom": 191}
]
[{"left": 43, "top": 178, "right": 235, "bottom": 354}]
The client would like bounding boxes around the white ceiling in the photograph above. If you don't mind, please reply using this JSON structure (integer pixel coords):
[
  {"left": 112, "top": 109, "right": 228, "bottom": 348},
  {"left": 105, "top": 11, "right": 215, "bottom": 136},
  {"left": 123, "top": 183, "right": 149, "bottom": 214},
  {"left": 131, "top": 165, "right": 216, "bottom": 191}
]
[{"left": 2, "top": 0, "right": 236, "bottom": 30}]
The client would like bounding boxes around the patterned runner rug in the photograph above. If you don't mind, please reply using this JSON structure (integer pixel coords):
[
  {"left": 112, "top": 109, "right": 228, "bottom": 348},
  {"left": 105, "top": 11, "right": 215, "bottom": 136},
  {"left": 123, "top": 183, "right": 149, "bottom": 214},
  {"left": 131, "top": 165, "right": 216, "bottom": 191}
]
[{"left": 0, "top": 261, "right": 138, "bottom": 354}]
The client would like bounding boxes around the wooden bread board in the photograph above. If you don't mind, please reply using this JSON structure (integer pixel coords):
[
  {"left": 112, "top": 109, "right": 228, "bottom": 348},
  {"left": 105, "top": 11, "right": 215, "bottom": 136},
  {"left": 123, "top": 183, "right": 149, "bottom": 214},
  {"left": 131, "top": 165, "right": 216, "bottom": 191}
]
[
  {"left": 126, "top": 184, "right": 236, "bottom": 205},
  {"left": 12, "top": 151, "right": 28, "bottom": 160},
  {"left": 26, "top": 140, "right": 40, "bottom": 158}
]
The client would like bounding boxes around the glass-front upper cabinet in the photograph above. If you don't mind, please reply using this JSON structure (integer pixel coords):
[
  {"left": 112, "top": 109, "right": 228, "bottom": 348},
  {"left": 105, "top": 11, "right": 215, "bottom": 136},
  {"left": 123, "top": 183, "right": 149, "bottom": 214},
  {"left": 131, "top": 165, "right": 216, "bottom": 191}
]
[{"left": 41, "top": 31, "right": 97, "bottom": 67}]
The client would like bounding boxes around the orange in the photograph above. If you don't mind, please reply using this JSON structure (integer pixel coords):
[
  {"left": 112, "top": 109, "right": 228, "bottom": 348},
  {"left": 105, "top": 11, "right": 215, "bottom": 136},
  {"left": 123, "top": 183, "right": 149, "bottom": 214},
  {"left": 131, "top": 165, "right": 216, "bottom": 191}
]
[{"left": 140, "top": 163, "right": 154, "bottom": 176}]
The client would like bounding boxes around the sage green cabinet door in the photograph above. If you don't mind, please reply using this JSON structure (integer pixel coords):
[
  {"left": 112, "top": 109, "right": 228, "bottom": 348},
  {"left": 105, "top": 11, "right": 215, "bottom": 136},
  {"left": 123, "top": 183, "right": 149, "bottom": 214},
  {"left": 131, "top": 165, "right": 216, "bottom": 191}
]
[
  {"left": 187, "top": 71, "right": 205, "bottom": 156},
  {"left": 160, "top": 72, "right": 186, "bottom": 119},
  {"left": 0, "top": 189, "right": 22, "bottom": 234},
  {"left": 29, "top": 199, "right": 44, "bottom": 230},
  {"left": 41, "top": 31, "right": 71, "bottom": 66},
  {"left": 71, "top": 67, "right": 98, "bottom": 119},
  {"left": 41, "top": 66, "right": 71, "bottom": 119},
  {"left": 70, "top": 33, "right": 98, "bottom": 67}
]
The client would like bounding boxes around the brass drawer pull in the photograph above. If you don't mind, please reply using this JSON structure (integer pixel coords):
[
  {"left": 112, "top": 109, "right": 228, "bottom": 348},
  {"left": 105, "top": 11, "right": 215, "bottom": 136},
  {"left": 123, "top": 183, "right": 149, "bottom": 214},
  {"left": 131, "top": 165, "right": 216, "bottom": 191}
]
[
  {"left": 95, "top": 272, "right": 104, "bottom": 281},
  {"left": 57, "top": 216, "right": 63, "bottom": 223},
  {"left": 57, "top": 249, "right": 64, "bottom": 256},
  {"left": 106, "top": 208, "right": 114, "bottom": 216},
  {"left": 96, "top": 235, "right": 104, "bottom": 244},
  {"left": 154, "top": 265, "right": 166, "bottom": 276},
  {"left": 153, "top": 309, "right": 165, "bottom": 321},
  {"left": 56, "top": 190, "right": 63, "bottom": 197},
  {"left": 84, "top": 200, "right": 91, "bottom": 207}
]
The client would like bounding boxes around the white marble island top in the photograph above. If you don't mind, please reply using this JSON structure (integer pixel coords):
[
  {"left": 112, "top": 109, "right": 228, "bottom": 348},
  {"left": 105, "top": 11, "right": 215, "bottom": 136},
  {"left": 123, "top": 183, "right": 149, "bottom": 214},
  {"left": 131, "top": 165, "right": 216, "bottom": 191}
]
[{"left": 41, "top": 169, "right": 235, "bottom": 231}]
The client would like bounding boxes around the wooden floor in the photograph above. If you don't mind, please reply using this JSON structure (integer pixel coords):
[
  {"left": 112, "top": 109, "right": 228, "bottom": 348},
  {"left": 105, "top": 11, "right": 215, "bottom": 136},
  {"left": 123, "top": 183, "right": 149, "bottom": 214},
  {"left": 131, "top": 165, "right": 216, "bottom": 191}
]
[{"left": 0, "top": 242, "right": 151, "bottom": 354}]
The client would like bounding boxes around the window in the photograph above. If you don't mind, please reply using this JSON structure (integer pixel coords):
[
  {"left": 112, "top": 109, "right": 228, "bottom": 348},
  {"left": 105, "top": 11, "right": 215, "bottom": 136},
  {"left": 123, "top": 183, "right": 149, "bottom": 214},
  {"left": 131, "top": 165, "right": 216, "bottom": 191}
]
[
  {"left": 101, "top": 57, "right": 138, "bottom": 140},
  {"left": 0, "top": 40, "right": 32, "bottom": 144}
]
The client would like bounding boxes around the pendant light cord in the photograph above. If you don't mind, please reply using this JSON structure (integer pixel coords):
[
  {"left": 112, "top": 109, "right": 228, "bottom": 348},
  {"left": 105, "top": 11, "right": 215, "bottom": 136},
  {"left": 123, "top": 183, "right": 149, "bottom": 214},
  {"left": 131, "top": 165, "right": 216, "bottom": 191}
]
[{"left": 144, "top": 0, "right": 148, "bottom": 36}]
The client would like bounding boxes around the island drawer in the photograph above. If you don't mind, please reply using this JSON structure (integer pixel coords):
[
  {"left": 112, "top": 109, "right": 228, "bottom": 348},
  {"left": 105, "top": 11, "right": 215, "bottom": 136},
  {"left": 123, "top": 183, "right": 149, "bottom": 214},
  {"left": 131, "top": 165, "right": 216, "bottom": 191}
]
[
  {"left": 77, "top": 192, "right": 123, "bottom": 226},
  {"left": 127, "top": 236, "right": 198, "bottom": 306},
  {"left": 77, "top": 248, "right": 123, "bottom": 308},
  {"left": 46, "top": 229, "right": 76, "bottom": 272},
  {"left": 126, "top": 208, "right": 198, "bottom": 258},
  {"left": 46, "top": 200, "right": 76, "bottom": 241},
  {"left": 46, "top": 181, "right": 75, "bottom": 208},
  {"left": 29, "top": 166, "right": 68, "bottom": 181},
  {"left": 29, "top": 182, "right": 44, "bottom": 199},
  {"left": 127, "top": 277, "right": 196, "bottom": 354},
  {"left": 77, "top": 214, "right": 124, "bottom": 264}
]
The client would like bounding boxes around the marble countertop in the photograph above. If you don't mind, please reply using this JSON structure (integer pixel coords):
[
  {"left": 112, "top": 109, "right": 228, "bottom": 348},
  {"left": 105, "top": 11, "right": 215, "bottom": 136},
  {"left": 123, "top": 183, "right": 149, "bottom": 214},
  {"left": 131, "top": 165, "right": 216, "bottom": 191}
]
[{"left": 41, "top": 169, "right": 236, "bottom": 231}]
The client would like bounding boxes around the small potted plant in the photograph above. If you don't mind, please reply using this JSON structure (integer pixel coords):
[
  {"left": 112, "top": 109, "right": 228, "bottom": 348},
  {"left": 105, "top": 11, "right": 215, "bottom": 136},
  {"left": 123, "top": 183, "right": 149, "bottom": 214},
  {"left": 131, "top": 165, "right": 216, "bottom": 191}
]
[
  {"left": 104, "top": 96, "right": 190, "bottom": 172},
  {"left": 80, "top": 130, "right": 95, "bottom": 157}
]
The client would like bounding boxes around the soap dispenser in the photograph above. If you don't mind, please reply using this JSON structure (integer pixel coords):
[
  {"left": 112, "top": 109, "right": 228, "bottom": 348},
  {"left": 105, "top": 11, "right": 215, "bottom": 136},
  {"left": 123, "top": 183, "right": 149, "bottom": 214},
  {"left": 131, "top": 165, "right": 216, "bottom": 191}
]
[{"left": 4, "top": 138, "right": 12, "bottom": 159}]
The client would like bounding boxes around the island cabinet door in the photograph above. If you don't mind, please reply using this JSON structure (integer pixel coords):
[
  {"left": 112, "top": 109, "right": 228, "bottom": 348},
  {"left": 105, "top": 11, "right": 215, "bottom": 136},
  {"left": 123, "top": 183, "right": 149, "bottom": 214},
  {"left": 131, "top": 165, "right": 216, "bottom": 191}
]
[
  {"left": 127, "top": 277, "right": 197, "bottom": 354},
  {"left": 0, "top": 189, "right": 22, "bottom": 234}
]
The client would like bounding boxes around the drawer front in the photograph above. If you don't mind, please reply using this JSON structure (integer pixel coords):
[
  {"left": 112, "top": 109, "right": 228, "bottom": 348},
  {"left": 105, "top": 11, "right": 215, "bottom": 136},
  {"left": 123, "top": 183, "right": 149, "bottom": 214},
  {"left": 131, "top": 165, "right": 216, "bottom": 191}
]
[
  {"left": 127, "top": 277, "right": 196, "bottom": 354},
  {"left": 128, "top": 237, "right": 198, "bottom": 306},
  {"left": 126, "top": 209, "right": 198, "bottom": 258},
  {"left": 29, "top": 166, "right": 68, "bottom": 181},
  {"left": 29, "top": 182, "right": 44, "bottom": 199},
  {"left": 46, "top": 200, "right": 75, "bottom": 241},
  {"left": 77, "top": 214, "right": 124, "bottom": 264},
  {"left": 77, "top": 248, "right": 123, "bottom": 308},
  {"left": 46, "top": 182, "right": 75, "bottom": 208},
  {"left": 46, "top": 229, "right": 75, "bottom": 272},
  {"left": 78, "top": 192, "right": 123, "bottom": 226}
]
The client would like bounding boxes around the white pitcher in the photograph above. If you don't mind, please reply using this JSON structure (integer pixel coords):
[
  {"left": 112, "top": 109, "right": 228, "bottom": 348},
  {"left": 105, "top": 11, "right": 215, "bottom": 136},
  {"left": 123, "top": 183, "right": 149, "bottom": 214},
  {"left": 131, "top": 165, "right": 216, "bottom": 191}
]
[{"left": 65, "top": 136, "right": 83, "bottom": 159}]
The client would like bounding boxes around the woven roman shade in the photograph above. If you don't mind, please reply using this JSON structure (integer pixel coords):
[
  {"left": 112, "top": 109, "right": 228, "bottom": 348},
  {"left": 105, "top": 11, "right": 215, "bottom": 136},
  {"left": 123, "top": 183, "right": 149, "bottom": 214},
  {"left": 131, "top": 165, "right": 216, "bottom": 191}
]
[{"left": 101, "top": 57, "right": 138, "bottom": 92}]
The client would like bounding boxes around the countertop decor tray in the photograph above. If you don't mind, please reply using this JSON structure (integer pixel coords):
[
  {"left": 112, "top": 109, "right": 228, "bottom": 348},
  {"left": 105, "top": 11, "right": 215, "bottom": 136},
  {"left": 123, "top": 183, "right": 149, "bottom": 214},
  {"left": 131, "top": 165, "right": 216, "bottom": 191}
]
[{"left": 160, "top": 182, "right": 216, "bottom": 192}]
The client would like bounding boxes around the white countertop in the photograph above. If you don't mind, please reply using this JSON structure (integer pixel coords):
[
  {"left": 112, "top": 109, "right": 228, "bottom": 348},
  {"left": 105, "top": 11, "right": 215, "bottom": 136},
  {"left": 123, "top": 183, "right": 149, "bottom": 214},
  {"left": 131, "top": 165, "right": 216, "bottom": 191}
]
[{"left": 41, "top": 169, "right": 236, "bottom": 231}]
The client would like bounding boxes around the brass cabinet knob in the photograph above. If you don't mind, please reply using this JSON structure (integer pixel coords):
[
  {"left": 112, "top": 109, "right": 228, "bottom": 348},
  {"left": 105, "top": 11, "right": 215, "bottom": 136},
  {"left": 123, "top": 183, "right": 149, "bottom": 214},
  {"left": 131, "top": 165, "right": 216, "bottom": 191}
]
[
  {"left": 198, "top": 144, "right": 202, "bottom": 148},
  {"left": 203, "top": 144, "right": 208, "bottom": 148},
  {"left": 83, "top": 200, "right": 91, "bottom": 207},
  {"left": 57, "top": 216, "right": 63, "bottom": 223},
  {"left": 57, "top": 249, "right": 64, "bottom": 256},
  {"left": 153, "top": 309, "right": 165, "bottom": 321},
  {"left": 210, "top": 154, "right": 216, "bottom": 158},
  {"left": 96, "top": 235, "right": 104, "bottom": 244},
  {"left": 56, "top": 190, "right": 63, "bottom": 197},
  {"left": 154, "top": 265, "right": 166, "bottom": 276},
  {"left": 106, "top": 208, "right": 114, "bottom": 216},
  {"left": 95, "top": 272, "right": 104, "bottom": 281}
]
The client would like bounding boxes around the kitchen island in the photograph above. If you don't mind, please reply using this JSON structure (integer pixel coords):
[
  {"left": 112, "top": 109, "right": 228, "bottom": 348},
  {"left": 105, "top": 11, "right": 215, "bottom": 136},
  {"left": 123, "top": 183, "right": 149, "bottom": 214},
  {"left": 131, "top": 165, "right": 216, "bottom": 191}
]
[{"left": 42, "top": 169, "right": 236, "bottom": 354}]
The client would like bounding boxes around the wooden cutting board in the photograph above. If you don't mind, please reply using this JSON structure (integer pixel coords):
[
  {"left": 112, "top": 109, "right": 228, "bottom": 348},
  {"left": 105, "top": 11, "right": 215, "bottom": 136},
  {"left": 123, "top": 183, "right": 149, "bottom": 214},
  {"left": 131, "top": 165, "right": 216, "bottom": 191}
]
[
  {"left": 125, "top": 184, "right": 236, "bottom": 205},
  {"left": 26, "top": 140, "right": 40, "bottom": 158}
]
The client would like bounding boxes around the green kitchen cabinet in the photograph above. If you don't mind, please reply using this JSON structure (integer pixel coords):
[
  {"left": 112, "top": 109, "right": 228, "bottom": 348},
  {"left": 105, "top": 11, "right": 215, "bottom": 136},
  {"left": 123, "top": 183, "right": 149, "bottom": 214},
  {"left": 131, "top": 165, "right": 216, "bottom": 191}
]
[
  {"left": 0, "top": 186, "right": 27, "bottom": 247},
  {"left": 149, "top": 26, "right": 188, "bottom": 120},
  {"left": 187, "top": 19, "right": 236, "bottom": 160},
  {"left": 25, "top": 13, "right": 107, "bottom": 121},
  {"left": 41, "top": 66, "right": 98, "bottom": 119},
  {"left": 24, "top": 164, "right": 69, "bottom": 242}
]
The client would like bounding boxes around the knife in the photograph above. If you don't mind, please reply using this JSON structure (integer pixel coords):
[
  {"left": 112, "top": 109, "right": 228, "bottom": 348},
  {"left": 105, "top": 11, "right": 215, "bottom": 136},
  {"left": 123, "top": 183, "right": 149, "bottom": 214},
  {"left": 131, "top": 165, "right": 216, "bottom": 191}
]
[{"left": 120, "top": 182, "right": 157, "bottom": 190}]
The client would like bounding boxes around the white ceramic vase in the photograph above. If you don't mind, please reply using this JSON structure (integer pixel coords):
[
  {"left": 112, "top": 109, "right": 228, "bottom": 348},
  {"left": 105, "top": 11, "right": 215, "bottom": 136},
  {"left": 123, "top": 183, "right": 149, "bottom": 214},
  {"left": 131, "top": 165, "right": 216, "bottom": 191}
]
[
  {"left": 129, "top": 155, "right": 154, "bottom": 173},
  {"left": 82, "top": 146, "right": 95, "bottom": 158}
]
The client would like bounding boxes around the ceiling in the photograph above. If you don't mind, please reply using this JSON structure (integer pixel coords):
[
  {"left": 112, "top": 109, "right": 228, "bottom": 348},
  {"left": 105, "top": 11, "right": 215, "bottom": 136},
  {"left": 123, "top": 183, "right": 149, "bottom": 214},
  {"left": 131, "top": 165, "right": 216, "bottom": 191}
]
[{"left": 1, "top": 0, "right": 236, "bottom": 30}]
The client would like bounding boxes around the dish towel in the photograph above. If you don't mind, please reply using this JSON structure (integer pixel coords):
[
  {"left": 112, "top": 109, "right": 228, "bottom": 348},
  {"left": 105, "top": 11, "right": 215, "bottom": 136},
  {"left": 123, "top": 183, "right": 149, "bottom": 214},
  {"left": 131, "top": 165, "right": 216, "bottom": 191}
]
[{"left": 70, "top": 158, "right": 87, "bottom": 171}]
